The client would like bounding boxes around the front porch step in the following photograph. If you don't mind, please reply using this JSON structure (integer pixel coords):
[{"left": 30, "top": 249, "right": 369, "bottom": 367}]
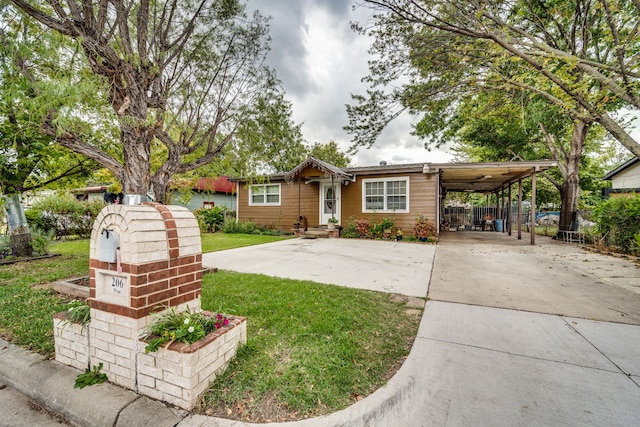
[{"left": 303, "top": 228, "right": 330, "bottom": 238}]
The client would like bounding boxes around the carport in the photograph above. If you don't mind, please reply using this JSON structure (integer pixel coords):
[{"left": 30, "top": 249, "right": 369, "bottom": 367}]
[{"left": 425, "top": 161, "right": 558, "bottom": 245}]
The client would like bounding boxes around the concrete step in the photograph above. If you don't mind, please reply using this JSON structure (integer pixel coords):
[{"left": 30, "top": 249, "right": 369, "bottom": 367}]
[{"left": 303, "top": 228, "right": 330, "bottom": 238}]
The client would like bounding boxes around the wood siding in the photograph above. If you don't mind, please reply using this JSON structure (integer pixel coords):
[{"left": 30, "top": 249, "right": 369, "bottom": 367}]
[
  {"left": 237, "top": 172, "right": 438, "bottom": 235},
  {"left": 341, "top": 172, "right": 437, "bottom": 235},
  {"left": 237, "top": 180, "right": 320, "bottom": 230}
]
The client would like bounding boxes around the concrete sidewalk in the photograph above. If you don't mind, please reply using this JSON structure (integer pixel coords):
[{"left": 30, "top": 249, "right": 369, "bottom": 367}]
[{"left": 2, "top": 234, "right": 640, "bottom": 426}]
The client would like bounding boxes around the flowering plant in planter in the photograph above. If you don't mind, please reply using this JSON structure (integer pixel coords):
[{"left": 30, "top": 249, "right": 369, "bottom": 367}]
[
  {"left": 142, "top": 306, "right": 230, "bottom": 353},
  {"left": 412, "top": 214, "right": 437, "bottom": 241}
]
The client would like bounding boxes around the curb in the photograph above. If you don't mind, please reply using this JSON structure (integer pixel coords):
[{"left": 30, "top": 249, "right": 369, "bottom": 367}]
[{"left": 0, "top": 339, "right": 185, "bottom": 427}]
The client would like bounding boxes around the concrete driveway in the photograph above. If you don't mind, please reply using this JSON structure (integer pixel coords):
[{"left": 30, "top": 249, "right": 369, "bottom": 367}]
[{"left": 202, "top": 237, "right": 434, "bottom": 298}]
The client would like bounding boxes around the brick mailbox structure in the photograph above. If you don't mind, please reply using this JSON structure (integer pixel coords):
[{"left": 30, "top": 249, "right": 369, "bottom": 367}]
[{"left": 54, "top": 202, "right": 246, "bottom": 409}]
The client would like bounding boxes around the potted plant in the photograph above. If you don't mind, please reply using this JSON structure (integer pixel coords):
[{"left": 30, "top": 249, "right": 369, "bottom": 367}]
[
  {"left": 413, "top": 215, "right": 437, "bottom": 242},
  {"left": 327, "top": 217, "right": 339, "bottom": 230},
  {"left": 396, "top": 228, "right": 403, "bottom": 241}
]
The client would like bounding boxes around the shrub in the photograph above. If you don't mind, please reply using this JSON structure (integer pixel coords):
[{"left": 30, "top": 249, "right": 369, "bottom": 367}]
[
  {"left": 341, "top": 216, "right": 360, "bottom": 239},
  {"left": 30, "top": 229, "right": 54, "bottom": 256},
  {"left": 26, "top": 193, "right": 106, "bottom": 238},
  {"left": 355, "top": 219, "right": 371, "bottom": 238},
  {"left": 370, "top": 217, "right": 394, "bottom": 239},
  {"left": 593, "top": 195, "right": 640, "bottom": 254},
  {"left": 194, "top": 206, "right": 227, "bottom": 233},
  {"left": 412, "top": 214, "right": 438, "bottom": 241}
]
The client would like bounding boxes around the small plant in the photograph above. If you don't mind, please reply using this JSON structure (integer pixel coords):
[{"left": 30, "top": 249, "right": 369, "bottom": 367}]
[
  {"left": 74, "top": 363, "right": 108, "bottom": 388},
  {"left": 328, "top": 217, "right": 339, "bottom": 224},
  {"left": 396, "top": 228, "right": 403, "bottom": 241},
  {"left": 65, "top": 300, "right": 91, "bottom": 326},
  {"left": 142, "top": 306, "right": 230, "bottom": 353},
  {"left": 412, "top": 214, "right": 437, "bottom": 241}
]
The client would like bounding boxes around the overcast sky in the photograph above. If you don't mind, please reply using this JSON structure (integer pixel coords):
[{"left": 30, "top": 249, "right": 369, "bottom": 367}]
[{"left": 245, "top": 0, "right": 454, "bottom": 167}]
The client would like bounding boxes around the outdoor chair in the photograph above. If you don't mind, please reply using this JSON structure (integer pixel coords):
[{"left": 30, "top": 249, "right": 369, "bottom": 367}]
[{"left": 482, "top": 214, "right": 494, "bottom": 231}]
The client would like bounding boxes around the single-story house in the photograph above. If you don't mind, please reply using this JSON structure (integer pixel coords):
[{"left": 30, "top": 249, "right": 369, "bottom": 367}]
[
  {"left": 232, "top": 157, "right": 557, "bottom": 243},
  {"left": 171, "top": 176, "right": 237, "bottom": 212},
  {"left": 603, "top": 156, "right": 640, "bottom": 197}
]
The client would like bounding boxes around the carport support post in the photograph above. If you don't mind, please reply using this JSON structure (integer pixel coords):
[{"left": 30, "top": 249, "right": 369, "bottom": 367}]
[
  {"left": 530, "top": 168, "right": 537, "bottom": 245},
  {"left": 518, "top": 178, "right": 523, "bottom": 240},
  {"left": 508, "top": 184, "right": 512, "bottom": 236}
]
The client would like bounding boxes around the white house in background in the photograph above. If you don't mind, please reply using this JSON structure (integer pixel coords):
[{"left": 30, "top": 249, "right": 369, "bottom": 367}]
[
  {"left": 171, "top": 176, "right": 237, "bottom": 212},
  {"left": 603, "top": 157, "right": 640, "bottom": 197}
]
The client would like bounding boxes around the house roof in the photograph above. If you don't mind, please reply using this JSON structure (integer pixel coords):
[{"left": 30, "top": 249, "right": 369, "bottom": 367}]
[
  {"left": 232, "top": 159, "right": 558, "bottom": 193},
  {"left": 193, "top": 176, "right": 236, "bottom": 194},
  {"left": 602, "top": 156, "right": 639, "bottom": 180},
  {"left": 284, "top": 157, "right": 353, "bottom": 183}
]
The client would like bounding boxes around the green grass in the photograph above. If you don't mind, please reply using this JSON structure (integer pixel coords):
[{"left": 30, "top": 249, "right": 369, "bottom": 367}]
[
  {"left": 0, "top": 239, "right": 88, "bottom": 355},
  {"left": 200, "top": 233, "right": 291, "bottom": 253},
  {"left": 198, "top": 270, "right": 422, "bottom": 422},
  {"left": 0, "top": 233, "right": 422, "bottom": 421}
]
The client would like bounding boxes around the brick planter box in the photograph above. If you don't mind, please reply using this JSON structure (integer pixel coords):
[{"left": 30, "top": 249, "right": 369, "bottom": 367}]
[
  {"left": 137, "top": 315, "right": 247, "bottom": 410},
  {"left": 53, "top": 312, "right": 90, "bottom": 371}
]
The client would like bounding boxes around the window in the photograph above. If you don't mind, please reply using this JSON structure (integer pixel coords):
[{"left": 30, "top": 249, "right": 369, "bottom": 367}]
[
  {"left": 249, "top": 184, "right": 281, "bottom": 206},
  {"left": 362, "top": 177, "right": 409, "bottom": 212}
]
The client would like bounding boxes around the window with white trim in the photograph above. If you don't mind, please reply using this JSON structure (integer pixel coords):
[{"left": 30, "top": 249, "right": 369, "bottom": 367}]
[
  {"left": 362, "top": 177, "right": 409, "bottom": 212},
  {"left": 249, "top": 183, "right": 281, "bottom": 206}
]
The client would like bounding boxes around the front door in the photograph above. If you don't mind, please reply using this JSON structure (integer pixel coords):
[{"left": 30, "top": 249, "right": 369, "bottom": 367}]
[{"left": 320, "top": 182, "right": 341, "bottom": 225}]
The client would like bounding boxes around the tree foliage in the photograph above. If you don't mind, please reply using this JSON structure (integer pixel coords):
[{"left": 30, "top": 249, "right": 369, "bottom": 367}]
[
  {"left": 348, "top": 0, "right": 640, "bottom": 158},
  {"left": 0, "top": 6, "right": 97, "bottom": 195},
  {"left": 9, "top": 0, "right": 280, "bottom": 202}
]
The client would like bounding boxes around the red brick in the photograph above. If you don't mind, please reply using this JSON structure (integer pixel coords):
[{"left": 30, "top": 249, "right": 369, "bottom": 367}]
[
  {"left": 134, "top": 280, "right": 169, "bottom": 297},
  {"left": 195, "top": 254, "right": 202, "bottom": 262},
  {"left": 130, "top": 296, "right": 147, "bottom": 308},
  {"left": 168, "top": 237, "right": 179, "bottom": 249},
  {"left": 169, "top": 292, "right": 197, "bottom": 308},
  {"left": 170, "top": 273, "right": 195, "bottom": 287},
  {"left": 169, "top": 248, "right": 180, "bottom": 258},
  {"left": 178, "top": 281, "right": 201, "bottom": 295},
  {"left": 178, "top": 263, "right": 200, "bottom": 275},
  {"left": 130, "top": 274, "right": 148, "bottom": 286},
  {"left": 132, "top": 260, "right": 169, "bottom": 274},
  {"left": 166, "top": 228, "right": 178, "bottom": 239},
  {"left": 170, "top": 256, "right": 196, "bottom": 267},
  {"left": 147, "top": 288, "right": 178, "bottom": 305},
  {"left": 165, "top": 219, "right": 177, "bottom": 229},
  {"left": 148, "top": 268, "right": 174, "bottom": 283},
  {"left": 195, "top": 271, "right": 203, "bottom": 281}
]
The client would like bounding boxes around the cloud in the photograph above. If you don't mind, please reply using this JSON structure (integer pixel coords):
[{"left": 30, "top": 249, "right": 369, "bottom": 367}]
[{"left": 246, "top": 0, "right": 454, "bottom": 167}]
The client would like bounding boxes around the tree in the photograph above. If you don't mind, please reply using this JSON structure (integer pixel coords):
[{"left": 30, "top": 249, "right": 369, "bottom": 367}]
[
  {"left": 308, "top": 141, "right": 351, "bottom": 168},
  {"left": 211, "top": 91, "right": 307, "bottom": 176},
  {"left": 10, "top": 0, "right": 278, "bottom": 203},
  {"left": 349, "top": 0, "right": 640, "bottom": 158},
  {"left": 448, "top": 90, "right": 604, "bottom": 231}
]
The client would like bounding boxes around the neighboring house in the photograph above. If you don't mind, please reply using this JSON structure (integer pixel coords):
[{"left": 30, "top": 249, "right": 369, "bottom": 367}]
[
  {"left": 70, "top": 186, "right": 111, "bottom": 202},
  {"left": 603, "top": 157, "right": 640, "bottom": 197},
  {"left": 232, "top": 157, "right": 556, "bottom": 237},
  {"left": 171, "top": 176, "right": 237, "bottom": 212}
]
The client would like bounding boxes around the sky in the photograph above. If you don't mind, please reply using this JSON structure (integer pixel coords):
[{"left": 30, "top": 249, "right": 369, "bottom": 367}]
[{"left": 246, "top": 0, "right": 455, "bottom": 167}]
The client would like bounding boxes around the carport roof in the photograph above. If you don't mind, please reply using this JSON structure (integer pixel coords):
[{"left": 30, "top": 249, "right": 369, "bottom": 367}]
[{"left": 426, "top": 160, "right": 558, "bottom": 193}]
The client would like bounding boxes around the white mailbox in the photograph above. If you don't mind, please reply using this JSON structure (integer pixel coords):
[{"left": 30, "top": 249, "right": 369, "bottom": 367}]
[{"left": 98, "top": 229, "right": 120, "bottom": 263}]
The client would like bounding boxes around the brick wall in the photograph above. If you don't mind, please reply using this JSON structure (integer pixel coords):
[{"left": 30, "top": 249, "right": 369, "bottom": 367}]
[{"left": 137, "top": 316, "right": 246, "bottom": 410}]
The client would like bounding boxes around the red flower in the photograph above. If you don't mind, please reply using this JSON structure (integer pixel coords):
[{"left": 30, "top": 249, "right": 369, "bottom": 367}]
[
  {"left": 215, "top": 322, "right": 222, "bottom": 329},
  {"left": 223, "top": 318, "right": 230, "bottom": 326}
]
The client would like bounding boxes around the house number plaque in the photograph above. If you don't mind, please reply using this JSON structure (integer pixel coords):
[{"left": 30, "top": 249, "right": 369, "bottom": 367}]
[{"left": 95, "top": 270, "right": 130, "bottom": 306}]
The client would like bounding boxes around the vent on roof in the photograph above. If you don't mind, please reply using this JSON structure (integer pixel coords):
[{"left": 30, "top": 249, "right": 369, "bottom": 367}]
[{"left": 379, "top": 160, "right": 387, "bottom": 166}]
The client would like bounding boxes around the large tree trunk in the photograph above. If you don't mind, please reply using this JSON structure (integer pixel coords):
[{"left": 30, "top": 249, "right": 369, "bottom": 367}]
[
  {"left": 557, "top": 120, "right": 588, "bottom": 233},
  {"left": 120, "top": 125, "right": 152, "bottom": 197}
]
